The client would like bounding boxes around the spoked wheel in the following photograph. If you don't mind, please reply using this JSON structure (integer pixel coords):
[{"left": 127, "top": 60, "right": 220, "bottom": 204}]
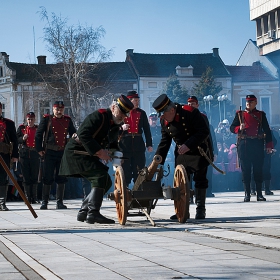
[
  {"left": 114, "top": 166, "right": 128, "bottom": 225},
  {"left": 173, "top": 164, "right": 190, "bottom": 223}
]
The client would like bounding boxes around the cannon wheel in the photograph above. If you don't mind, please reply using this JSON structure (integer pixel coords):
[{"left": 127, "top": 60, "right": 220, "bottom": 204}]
[
  {"left": 173, "top": 164, "right": 189, "bottom": 223},
  {"left": 114, "top": 166, "right": 127, "bottom": 225}
]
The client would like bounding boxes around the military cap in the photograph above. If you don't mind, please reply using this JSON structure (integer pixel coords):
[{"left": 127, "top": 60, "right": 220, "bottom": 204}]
[
  {"left": 26, "top": 112, "right": 35, "bottom": 118},
  {"left": 152, "top": 94, "right": 171, "bottom": 114},
  {"left": 149, "top": 112, "right": 158, "bottom": 120},
  {"left": 187, "top": 95, "right": 198, "bottom": 104},
  {"left": 246, "top": 94, "right": 257, "bottom": 101},
  {"left": 53, "top": 101, "right": 65, "bottom": 108},
  {"left": 127, "top": 90, "right": 139, "bottom": 99},
  {"left": 116, "top": 95, "right": 134, "bottom": 116}
]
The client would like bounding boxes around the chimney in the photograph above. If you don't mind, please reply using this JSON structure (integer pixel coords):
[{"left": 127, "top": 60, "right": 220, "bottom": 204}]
[
  {"left": 37, "top": 55, "right": 47, "bottom": 65},
  {"left": 212, "top": 48, "right": 219, "bottom": 57},
  {"left": 1, "top": 52, "right": 9, "bottom": 62},
  {"left": 126, "top": 49, "right": 134, "bottom": 60}
]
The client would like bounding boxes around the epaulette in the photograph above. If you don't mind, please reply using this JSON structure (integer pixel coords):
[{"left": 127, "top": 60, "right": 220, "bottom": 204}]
[
  {"left": 201, "top": 112, "right": 207, "bottom": 117},
  {"left": 182, "top": 105, "right": 194, "bottom": 112},
  {"left": 43, "top": 114, "right": 50, "bottom": 118},
  {"left": 98, "top": 109, "right": 107, "bottom": 114},
  {"left": 19, "top": 124, "right": 25, "bottom": 127},
  {"left": 236, "top": 110, "right": 243, "bottom": 114},
  {"left": 63, "top": 115, "right": 71, "bottom": 119}
]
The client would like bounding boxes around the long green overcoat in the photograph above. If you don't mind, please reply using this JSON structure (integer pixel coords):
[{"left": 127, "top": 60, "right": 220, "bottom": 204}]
[{"left": 59, "top": 109, "right": 120, "bottom": 177}]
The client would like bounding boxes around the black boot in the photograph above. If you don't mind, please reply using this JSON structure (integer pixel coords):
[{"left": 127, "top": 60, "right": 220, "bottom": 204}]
[
  {"left": 23, "top": 184, "right": 32, "bottom": 203},
  {"left": 195, "top": 188, "right": 206, "bottom": 219},
  {"left": 256, "top": 182, "right": 266, "bottom": 201},
  {"left": 86, "top": 187, "right": 115, "bottom": 224},
  {"left": 0, "top": 185, "right": 9, "bottom": 211},
  {"left": 56, "top": 184, "right": 67, "bottom": 209},
  {"left": 264, "top": 180, "right": 274, "bottom": 195},
  {"left": 32, "top": 184, "right": 40, "bottom": 203},
  {"left": 77, "top": 191, "right": 91, "bottom": 222},
  {"left": 40, "top": 184, "right": 51, "bottom": 209},
  {"left": 243, "top": 183, "right": 251, "bottom": 202}
]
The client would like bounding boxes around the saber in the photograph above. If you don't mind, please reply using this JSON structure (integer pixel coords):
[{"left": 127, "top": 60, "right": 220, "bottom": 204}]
[
  {"left": 0, "top": 155, "right": 38, "bottom": 218},
  {"left": 198, "top": 146, "right": 226, "bottom": 175},
  {"left": 73, "top": 150, "right": 128, "bottom": 160}
]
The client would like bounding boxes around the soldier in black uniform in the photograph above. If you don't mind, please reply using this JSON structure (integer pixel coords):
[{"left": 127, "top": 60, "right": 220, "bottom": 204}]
[
  {"left": 152, "top": 94, "right": 211, "bottom": 219},
  {"left": 59, "top": 95, "right": 134, "bottom": 224},
  {"left": 230, "top": 95, "right": 273, "bottom": 202},
  {"left": 17, "top": 112, "right": 40, "bottom": 203},
  {"left": 0, "top": 102, "right": 19, "bottom": 211},
  {"left": 187, "top": 96, "right": 217, "bottom": 197},
  {"left": 35, "top": 101, "right": 76, "bottom": 210},
  {"left": 119, "top": 91, "right": 153, "bottom": 186}
]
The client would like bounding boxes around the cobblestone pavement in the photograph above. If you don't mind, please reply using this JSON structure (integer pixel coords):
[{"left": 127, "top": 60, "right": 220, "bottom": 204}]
[{"left": 1, "top": 191, "right": 280, "bottom": 279}]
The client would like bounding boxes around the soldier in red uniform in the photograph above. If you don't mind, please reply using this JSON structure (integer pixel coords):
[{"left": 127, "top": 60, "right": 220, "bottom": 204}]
[
  {"left": 17, "top": 112, "right": 40, "bottom": 203},
  {"left": 0, "top": 102, "right": 19, "bottom": 211},
  {"left": 230, "top": 95, "right": 273, "bottom": 202},
  {"left": 119, "top": 91, "right": 153, "bottom": 185},
  {"left": 35, "top": 101, "right": 76, "bottom": 209}
]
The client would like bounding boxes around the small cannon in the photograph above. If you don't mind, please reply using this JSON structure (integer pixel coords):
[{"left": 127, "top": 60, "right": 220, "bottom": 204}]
[{"left": 108, "top": 155, "right": 191, "bottom": 226}]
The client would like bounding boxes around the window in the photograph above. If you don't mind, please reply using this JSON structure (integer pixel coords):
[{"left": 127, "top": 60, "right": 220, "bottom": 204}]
[
  {"left": 0, "top": 67, "right": 3, "bottom": 77},
  {"left": 263, "top": 15, "right": 269, "bottom": 34},
  {"left": 260, "top": 96, "right": 270, "bottom": 122},
  {"left": 148, "top": 82, "right": 157, "bottom": 88}
]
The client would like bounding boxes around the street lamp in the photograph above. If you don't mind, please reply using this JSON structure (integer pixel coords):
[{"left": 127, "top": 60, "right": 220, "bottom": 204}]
[
  {"left": 221, "top": 94, "right": 228, "bottom": 120},
  {"left": 217, "top": 95, "right": 223, "bottom": 123},
  {"left": 203, "top": 96, "right": 207, "bottom": 112},
  {"left": 204, "top": 95, "right": 213, "bottom": 123}
]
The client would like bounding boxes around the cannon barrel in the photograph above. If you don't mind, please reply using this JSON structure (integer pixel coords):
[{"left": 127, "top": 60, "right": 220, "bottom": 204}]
[{"left": 146, "top": 155, "right": 162, "bottom": 181}]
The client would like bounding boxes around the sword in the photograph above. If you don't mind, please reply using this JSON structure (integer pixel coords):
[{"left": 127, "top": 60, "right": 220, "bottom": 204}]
[
  {"left": 0, "top": 155, "right": 38, "bottom": 218},
  {"left": 198, "top": 146, "right": 226, "bottom": 175}
]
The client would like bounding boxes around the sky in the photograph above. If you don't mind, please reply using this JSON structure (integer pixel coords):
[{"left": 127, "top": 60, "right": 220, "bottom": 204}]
[{"left": 1, "top": 0, "right": 255, "bottom": 66}]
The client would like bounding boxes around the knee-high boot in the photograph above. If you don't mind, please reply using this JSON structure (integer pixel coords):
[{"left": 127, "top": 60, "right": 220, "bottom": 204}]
[
  {"left": 86, "top": 187, "right": 115, "bottom": 224},
  {"left": 264, "top": 180, "right": 274, "bottom": 195},
  {"left": 0, "top": 185, "right": 9, "bottom": 211},
  {"left": 40, "top": 184, "right": 51, "bottom": 210},
  {"left": 195, "top": 188, "right": 206, "bottom": 219},
  {"left": 56, "top": 184, "right": 67, "bottom": 209},
  {"left": 243, "top": 183, "right": 251, "bottom": 202},
  {"left": 32, "top": 184, "right": 40, "bottom": 204},
  {"left": 77, "top": 190, "right": 91, "bottom": 222},
  {"left": 256, "top": 182, "right": 266, "bottom": 201},
  {"left": 23, "top": 184, "right": 32, "bottom": 203}
]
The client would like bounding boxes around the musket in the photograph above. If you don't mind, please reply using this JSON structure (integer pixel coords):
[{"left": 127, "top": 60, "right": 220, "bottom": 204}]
[
  {"left": 0, "top": 155, "right": 38, "bottom": 218},
  {"left": 38, "top": 156, "right": 44, "bottom": 183},
  {"left": 73, "top": 150, "right": 128, "bottom": 160},
  {"left": 236, "top": 106, "right": 243, "bottom": 169}
]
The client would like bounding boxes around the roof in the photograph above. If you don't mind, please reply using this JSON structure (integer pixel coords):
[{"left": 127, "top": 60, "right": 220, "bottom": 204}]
[
  {"left": 126, "top": 52, "right": 230, "bottom": 77},
  {"left": 7, "top": 61, "right": 137, "bottom": 84},
  {"left": 226, "top": 63, "right": 277, "bottom": 82}
]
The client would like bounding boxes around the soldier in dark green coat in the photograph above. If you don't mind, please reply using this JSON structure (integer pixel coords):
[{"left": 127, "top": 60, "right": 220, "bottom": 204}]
[{"left": 59, "top": 95, "right": 133, "bottom": 224}]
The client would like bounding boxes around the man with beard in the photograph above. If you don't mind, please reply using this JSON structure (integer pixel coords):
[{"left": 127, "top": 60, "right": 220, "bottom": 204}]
[
  {"left": 59, "top": 95, "right": 134, "bottom": 224},
  {"left": 230, "top": 94, "right": 273, "bottom": 202},
  {"left": 35, "top": 101, "right": 76, "bottom": 210}
]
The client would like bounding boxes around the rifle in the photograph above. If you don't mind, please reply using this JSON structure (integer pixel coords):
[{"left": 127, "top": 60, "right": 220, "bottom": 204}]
[
  {"left": 38, "top": 156, "right": 44, "bottom": 183},
  {"left": 0, "top": 155, "right": 37, "bottom": 218},
  {"left": 236, "top": 106, "right": 243, "bottom": 169}
]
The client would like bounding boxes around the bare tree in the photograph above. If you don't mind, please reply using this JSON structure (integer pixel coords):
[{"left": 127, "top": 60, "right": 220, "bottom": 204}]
[{"left": 39, "top": 7, "right": 113, "bottom": 125}]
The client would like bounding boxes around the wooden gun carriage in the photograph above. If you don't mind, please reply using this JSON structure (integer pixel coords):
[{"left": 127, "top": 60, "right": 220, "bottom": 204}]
[{"left": 108, "top": 155, "right": 191, "bottom": 226}]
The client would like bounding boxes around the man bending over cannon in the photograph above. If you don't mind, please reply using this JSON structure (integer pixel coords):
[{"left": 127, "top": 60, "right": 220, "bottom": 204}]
[
  {"left": 59, "top": 95, "right": 134, "bottom": 224},
  {"left": 152, "top": 94, "right": 212, "bottom": 220}
]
